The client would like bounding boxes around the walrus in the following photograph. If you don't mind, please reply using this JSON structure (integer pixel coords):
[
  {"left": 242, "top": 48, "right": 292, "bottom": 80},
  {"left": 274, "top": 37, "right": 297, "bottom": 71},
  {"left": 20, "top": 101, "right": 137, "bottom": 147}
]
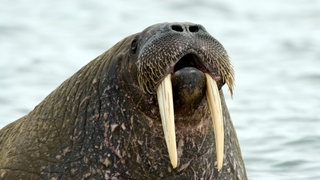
[{"left": 0, "top": 22, "right": 247, "bottom": 179}]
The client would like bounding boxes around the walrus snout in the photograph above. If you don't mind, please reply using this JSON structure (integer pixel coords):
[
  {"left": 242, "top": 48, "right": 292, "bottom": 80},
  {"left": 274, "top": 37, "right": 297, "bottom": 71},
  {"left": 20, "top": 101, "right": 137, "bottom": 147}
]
[
  {"left": 172, "top": 67, "right": 206, "bottom": 115},
  {"left": 136, "top": 22, "right": 235, "bottom": 170},
  {"left": 136, "top": 22, "right": 234, "bottom": 95}
]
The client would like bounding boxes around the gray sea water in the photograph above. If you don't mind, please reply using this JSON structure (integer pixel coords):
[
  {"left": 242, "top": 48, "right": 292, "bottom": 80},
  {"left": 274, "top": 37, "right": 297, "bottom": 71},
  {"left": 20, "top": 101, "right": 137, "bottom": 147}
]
[{"left": 1, "top": 0, "right": 319, "bottom": 179}]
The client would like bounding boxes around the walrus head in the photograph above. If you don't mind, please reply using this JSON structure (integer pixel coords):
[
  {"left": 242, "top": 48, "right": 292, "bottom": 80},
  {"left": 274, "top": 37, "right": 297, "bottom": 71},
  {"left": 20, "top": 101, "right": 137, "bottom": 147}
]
[{"left": 129, "top": 23, "right": 234, "bottom": 170}]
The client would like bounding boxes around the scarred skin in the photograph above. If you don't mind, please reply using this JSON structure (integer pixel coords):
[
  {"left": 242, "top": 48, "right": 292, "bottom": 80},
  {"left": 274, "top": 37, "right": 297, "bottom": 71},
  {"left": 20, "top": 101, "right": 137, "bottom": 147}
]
[{"left": 0, "top": 22, "right": 247, "bottom": 179}]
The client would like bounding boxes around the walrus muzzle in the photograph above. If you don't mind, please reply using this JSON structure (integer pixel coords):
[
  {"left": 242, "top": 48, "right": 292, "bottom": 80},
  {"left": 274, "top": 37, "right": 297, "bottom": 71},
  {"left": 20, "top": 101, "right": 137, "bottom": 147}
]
[
  {"left": 157, "top": 73, "right": 224, "bottom": 170},
  {"left": 136, "top": 23, "right": 234, "bottom": 171}
]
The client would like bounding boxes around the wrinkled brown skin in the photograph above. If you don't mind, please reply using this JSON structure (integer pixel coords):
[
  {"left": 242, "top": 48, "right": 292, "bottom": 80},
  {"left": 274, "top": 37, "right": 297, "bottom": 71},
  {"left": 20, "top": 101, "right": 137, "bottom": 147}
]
[{"left": 0, "top": 22, "right": 247, "bottom": 179}]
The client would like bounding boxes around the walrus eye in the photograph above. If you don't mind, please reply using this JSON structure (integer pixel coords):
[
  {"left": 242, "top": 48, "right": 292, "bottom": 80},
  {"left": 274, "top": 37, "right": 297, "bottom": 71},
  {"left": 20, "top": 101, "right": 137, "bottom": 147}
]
[{"left": 131, "top": 39, "right": 138, "bottom": 53}]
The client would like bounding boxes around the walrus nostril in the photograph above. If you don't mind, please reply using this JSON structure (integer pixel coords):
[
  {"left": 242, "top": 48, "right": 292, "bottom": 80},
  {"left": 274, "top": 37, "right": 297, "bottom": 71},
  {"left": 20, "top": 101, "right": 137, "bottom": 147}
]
[
  {"left": 188, "top": 25, "right": 199, "bottom": 33},
  {"left": 171, "top": 25, "right": 184, "bottom": 32}
]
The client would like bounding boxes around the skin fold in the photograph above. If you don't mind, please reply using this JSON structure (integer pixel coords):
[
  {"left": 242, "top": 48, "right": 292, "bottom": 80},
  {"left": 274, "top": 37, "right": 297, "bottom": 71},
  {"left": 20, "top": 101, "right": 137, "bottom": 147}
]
[{"left": 0, "top": 22, "right": 247, "bottom": 179}]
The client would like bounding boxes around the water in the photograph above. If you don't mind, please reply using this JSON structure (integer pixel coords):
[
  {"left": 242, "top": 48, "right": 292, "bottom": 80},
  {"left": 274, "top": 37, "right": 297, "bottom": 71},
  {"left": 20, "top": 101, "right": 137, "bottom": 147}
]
[{"left": 1, "top": 0, "right": 319, "bottom": 179}]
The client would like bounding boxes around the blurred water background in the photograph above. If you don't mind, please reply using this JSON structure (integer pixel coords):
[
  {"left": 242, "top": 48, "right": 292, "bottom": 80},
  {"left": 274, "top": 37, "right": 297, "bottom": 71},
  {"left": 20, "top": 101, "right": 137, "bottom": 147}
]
[{"left": 1, "top": 0, "right": 319, "bottom": 179}]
